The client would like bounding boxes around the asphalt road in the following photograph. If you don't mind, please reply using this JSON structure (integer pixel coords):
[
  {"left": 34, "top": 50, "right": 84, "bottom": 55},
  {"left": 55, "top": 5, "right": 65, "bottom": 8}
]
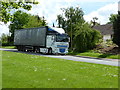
[{"left": 0, "top": 48, "right": 119, "bottom": 66}]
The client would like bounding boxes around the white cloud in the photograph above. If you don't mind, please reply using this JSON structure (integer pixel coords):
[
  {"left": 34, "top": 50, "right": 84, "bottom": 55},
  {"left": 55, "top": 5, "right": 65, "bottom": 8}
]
[
  {"left": 0, "top": 22, "right": 9, "bottom": 37},
  {"left": 28, "top": 0, "right": 73, "bottom": 26},
  {"left": 84, "top": 2, "right": 118, "bottom": 24}
]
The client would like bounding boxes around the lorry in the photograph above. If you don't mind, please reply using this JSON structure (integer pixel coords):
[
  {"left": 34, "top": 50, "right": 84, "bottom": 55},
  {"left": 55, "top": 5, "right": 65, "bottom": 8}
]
[{"left": 14, "top": 26, "right": 69, "bottom": 54}]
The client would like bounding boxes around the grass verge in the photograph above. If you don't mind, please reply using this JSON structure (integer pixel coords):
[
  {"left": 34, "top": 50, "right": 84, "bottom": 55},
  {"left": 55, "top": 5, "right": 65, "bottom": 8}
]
[
  {"left": 2, "top": 51, "right": 118, "bottom": 88},
  {"left": 1, "top": 46, "right": 16, "bottom": 49},
  {"left": 68, "top": 50, "right": 120, "bottom": 59}
]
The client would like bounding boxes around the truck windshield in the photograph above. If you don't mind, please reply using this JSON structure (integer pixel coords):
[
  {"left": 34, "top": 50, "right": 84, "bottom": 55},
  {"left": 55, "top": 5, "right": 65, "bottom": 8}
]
[{"left": 56, "top": 34, "right": 69, "bottom": 42}]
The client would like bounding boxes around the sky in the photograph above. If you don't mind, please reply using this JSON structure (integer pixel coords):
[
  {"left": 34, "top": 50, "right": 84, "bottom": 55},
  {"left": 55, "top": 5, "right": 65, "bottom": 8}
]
[{"left": 0, "top": 0, "right": 119, "bottom": 36}]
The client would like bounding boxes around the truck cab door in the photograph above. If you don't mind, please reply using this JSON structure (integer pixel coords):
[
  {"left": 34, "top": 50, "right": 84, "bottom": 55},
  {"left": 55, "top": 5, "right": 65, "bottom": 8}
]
[{"left": 46, "top": 35, "right": 55, "bottom": 47}]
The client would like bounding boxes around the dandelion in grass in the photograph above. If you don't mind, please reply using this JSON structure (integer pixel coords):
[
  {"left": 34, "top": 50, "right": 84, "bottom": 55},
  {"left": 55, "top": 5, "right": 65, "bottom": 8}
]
[
  {"left": 48, "top": 78, "right": 51, "bottom": 80},
  {"left": 112, "top": 75, "right": 118, "bottom": 77},
  {"left": 47, "top": 68, "right": 50, "bottom": 70},
  {"left": 33, "top": 66, "right": 37, "bottom": 71},
  {"left": 62, "top": 78, "right": 66, "bottom": 80}
]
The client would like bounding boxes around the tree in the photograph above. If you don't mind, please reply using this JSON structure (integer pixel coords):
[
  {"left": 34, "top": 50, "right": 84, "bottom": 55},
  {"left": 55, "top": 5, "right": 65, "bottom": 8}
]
[
  {"left": 73, "top": 23, "right": 101, "bottom": 52},
  {"left": 113, "top": 12, "right": 120, "bottom": 47},
  {"left": 108, "top": 14, "right": 118, "bottom": 24},
  {"left": 56, "top": 15, "right": 65, "bottom": 28},
  {"left": 41, "top": 16, "right": 47, "bottom": 26},
  {"left": 56, "top": 6, "right": 84, "bottom": 50},
  {"left": 1, "top": 33, "right": 9, "bottom": 43},
  {"left": 0, "top": 0, "right": 39, "bottom": 23},
  {"left": 90, "top": 17, "right": 100, "bottom": 27},
  {"left": 23, "top": 15, "right": 46, "bottom": 28},
  {"left": 9, "top": 10, "right": 30, "bottom": 42}
]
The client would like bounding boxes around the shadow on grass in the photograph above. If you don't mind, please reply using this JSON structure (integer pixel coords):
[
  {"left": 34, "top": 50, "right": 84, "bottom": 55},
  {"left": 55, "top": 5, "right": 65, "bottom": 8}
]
[
  {"left": 68, "top": 50, "right": 118, "bottom": 59},
  {"left": 98, "top": 53, "right": 112, "bottom": 58}
]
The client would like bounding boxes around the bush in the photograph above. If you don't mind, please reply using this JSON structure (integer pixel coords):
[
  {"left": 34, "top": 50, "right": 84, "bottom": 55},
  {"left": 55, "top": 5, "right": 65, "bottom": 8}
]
[
  {"left": 2, "top": 42, "right": 14, "bottom": 46},
  {"left": 73, "top": 23, "right": 102, "bottom": 52}
]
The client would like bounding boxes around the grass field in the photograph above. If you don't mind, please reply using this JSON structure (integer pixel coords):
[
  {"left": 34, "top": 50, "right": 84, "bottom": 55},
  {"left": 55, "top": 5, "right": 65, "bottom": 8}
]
[
  {"left": 68, "top": 50, "right": 120, "bottom": 59},
  {"left": 2, "top": 51, "right": 118, "bottom": 88},
  {"left": 1, "top": 46, "right": 16, "bottom": 49}
]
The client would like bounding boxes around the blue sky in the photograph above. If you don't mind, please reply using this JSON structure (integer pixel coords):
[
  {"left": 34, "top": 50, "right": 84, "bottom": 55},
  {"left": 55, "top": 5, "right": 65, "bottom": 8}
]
[
  {"left": 78, "top": 2, "right": 114, "bottom": 14},
  {"left": 0, "top": 0, "right": 119, "bottom": 36}
]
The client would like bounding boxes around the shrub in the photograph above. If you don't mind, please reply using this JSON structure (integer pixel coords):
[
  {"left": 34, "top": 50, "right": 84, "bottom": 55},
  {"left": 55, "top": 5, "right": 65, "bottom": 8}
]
[{"left": 73, "top": 23, "right": 102, "bottom": 52}]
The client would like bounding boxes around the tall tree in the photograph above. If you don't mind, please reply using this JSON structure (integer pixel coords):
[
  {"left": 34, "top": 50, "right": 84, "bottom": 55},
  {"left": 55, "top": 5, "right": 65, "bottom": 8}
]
[
  {"left": 113, "top": 12, "right": 120, "bottom": 47},
  {"left": 90, "top": 17, "right": 100, "bottom": 27},
  {"left": 42, "top": 16, "right": 47, "bottom": 26},
  {"left": 23, "top": 15, "right": 46, "bottom": 28},
  {"left": 56, "top": 15, "right": 65, "bottom": 28},
  {"left": 0, "top": 0, "right": 38, "bottom": 23},
  {"left": 9, "top": 10, "right": 30, "bottom": 42},
  {"left": 56, "top": 6, "right": 84, "bottom": 50},
  {"left": 108, "top": 14, "right": 118, "bottom": 24}
]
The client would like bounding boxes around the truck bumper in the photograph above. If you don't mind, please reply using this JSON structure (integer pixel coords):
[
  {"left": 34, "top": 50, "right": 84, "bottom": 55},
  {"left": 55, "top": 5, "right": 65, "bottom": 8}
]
[{"left": 53, "top": 48, "right": 68, "bottom": 54}]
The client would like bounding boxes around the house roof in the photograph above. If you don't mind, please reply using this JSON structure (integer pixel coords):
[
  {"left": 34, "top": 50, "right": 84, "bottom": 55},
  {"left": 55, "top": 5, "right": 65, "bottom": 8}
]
[{"left": 93, "top": 24, "right": 113, "bottom": 35}]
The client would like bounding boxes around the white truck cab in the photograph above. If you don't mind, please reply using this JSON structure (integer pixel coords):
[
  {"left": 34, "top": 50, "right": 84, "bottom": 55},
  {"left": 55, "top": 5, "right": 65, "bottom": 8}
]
[{"left": 40, "top": 27, "right": 69, "bottom": 54}]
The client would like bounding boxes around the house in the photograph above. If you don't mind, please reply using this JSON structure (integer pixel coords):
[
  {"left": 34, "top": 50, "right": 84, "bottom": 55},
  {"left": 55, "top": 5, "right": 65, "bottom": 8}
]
[{"left": 93, "top": 24, "right": 113, "bottom": 41}]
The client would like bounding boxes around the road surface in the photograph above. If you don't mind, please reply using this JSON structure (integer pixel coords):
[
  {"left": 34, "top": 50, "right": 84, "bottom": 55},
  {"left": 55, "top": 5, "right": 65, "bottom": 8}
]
[{"left": 0, "top": 48, "right": 119, "bottom": 66}]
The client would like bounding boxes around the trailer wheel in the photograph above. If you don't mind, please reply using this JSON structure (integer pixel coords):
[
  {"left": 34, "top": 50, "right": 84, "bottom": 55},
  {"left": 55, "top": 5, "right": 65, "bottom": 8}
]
[
  {"left": 17, "top": 46, "right": 20, "bottom": 51},
  {"left": 34, "top": 47, "right": 40, "bottom": 53}
]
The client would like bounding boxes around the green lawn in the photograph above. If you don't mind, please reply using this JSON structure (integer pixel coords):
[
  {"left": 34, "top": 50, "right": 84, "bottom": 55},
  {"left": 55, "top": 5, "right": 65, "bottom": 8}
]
[
  {"left": 1, "top": 46, "right": 16, "bottom": 49},
  {"left": 68, "top": 50, "right": 120, "bottom": 59},
  {"left": 2, "top": 51, "right": 118, "bottom": 88}
]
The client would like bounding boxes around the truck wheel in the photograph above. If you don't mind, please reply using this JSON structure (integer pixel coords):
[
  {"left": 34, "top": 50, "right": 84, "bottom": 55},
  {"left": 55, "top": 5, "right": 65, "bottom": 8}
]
[
  {"left": 17, "top": 46, "right": 20, "bottom": 51},
  {"left": 35, "top": 47, "right": 40, "bottom": 53},
  {"left": 48, "top": 48, "right": 52, "bottom": 54}
]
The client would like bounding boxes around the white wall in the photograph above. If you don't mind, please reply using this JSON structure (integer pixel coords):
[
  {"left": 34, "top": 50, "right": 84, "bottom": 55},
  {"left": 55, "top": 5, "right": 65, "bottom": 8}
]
[{"left": 103, "top": 35, "right": 112, "bottom": 41}]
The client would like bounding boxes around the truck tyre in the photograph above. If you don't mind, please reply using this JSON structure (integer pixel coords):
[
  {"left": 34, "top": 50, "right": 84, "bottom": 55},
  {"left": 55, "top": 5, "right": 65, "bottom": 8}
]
[
  {"left": 17, "top": 46, "right": 20, "bottom": 51},
  {"left": 48, "top": 48, "right": 52, "bottom": 54},
  {"left": 34, "top": 47, "right": 40, "bottom": 53}
]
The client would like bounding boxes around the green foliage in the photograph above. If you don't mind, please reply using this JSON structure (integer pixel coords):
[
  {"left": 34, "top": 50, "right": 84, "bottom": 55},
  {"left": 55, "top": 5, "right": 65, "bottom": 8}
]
[
  {"left": 56, "top": 7, "right": 102, "bottom": 51},
  {"left": 1, "top": 33, "right": 9, "bottom": 43},
  {"left": 90, "top": 17, "right": 100, "bottom": 27},
  {"left": 61, "top": 6, "right": 84, "bottom": 34},
  {"left": 56, "top": 7, "right": 85, "bottom": 49},
  {"left": 22, "top": 15, "right": 44, "bottom": 28},
  {"left": 9, "top": 10, "right": 30, "bottom": 41},
  {"left": 108, "top": 14, "right": 118, "bottom": 24},
  {"left": 0, "top": 33, "right": 13, "bottom": 46},
  {"left": 113, "top": 12, "right": 120, "bottom": 47},
  {"left": 56, "top": 14, "right": 65, "bottom": 28},
  {"left": 73, "top": 23, "right": 102, "bottom": 52},
  {"left": 0, "top": 0, "right": 38, "bottom": 23}
]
